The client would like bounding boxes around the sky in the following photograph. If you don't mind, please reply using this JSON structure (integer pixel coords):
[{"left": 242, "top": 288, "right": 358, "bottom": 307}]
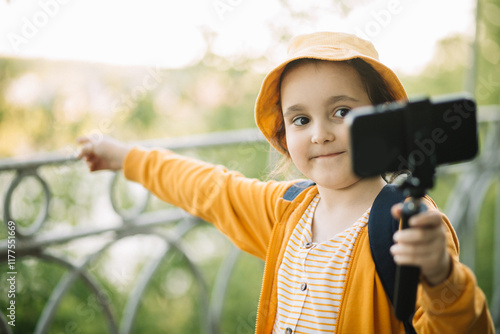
[{"left": 0, "top": 0, "right": 476, "bottom": 74}]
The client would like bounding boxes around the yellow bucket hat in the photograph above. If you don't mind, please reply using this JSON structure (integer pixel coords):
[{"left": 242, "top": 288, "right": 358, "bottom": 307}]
[{"left": 254, "top": 31, "right": 407, "bottom": 155}]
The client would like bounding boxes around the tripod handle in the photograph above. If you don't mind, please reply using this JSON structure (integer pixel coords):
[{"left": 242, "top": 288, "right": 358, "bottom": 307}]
[{"left": 393, "top": 198, "right": 427, "bottom": 321}]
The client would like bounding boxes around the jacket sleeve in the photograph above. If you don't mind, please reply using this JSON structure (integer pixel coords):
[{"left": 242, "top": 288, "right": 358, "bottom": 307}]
[
  {"left": 412, "top": 198, "right": 495, "bottom": 333},
  {"left": 123, "top": 147, "right": 294, "bottom": 260}
]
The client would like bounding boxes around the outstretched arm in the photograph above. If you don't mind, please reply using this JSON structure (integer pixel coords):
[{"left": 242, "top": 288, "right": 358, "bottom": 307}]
[{"left": 77, "top": 136, "right": 295, "bottom": 260}]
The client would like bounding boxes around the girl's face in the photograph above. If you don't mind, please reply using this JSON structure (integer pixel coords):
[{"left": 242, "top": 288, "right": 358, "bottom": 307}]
[{"left": 280, "top": 61, "right": 372, "bottom": 190}]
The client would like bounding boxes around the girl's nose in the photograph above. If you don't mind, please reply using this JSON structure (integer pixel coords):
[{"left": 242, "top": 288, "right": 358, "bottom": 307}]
[{"left": 311, "top": 122, "right": 335, "bottom": 144}]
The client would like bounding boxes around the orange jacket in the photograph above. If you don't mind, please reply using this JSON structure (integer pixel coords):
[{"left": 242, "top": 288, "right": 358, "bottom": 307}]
[{"left": 124, "top": 147, "right": 494, "bottom": 333}]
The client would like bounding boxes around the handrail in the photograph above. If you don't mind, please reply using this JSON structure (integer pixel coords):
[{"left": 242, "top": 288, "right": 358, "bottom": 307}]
[{"left": 0, "top": 128, "right": 266, "bottom": 172}]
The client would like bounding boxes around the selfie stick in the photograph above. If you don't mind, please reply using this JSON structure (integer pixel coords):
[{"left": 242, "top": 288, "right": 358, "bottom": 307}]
[
  {"left": 348, "top": 94, "right": 478, "bottom": 323},
  {"left": 393, "top": 99, "right": 437, "bottom": 322}
]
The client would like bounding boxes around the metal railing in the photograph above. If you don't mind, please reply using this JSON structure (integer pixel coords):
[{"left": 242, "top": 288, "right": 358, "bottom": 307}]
[{"left": 0, "top": 108, "right": 499, "bottom": 332}]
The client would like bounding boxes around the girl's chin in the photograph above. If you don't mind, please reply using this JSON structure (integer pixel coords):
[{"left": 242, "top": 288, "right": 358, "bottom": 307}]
[{"left": 309, "top": 175, "right": 361, "bottom": 190}]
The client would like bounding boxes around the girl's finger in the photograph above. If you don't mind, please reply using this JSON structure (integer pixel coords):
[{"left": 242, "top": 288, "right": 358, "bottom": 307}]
[
  {"left": 393, "top": 227, "right": 440, "bottom": 244},
  {"left": 76, "top": 137, "right": 91, "bottom": 159},
  {"left": 76, "top": 142, "right": 94, "bottom": 160},
  {"left": 391, "top": 241, "right": 445, "bottom": 268},
  {"left": 408, "top": 210, "right": 443, "bottom": 228},
  {"left": 77, "top": 136, "right": 87, "bottom": 143},
  {"left": 391, "top": 203, "right": 403, "bottom": 219}
]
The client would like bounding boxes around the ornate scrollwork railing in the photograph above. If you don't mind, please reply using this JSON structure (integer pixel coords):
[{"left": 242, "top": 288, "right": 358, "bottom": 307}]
[{"left": 0, "top": 129, "right": 265, "bottom": 334}]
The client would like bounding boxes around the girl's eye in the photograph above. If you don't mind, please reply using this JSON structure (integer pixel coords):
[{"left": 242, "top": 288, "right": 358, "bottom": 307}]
[
  {"left": 292, "top": 116, "right": 310, "bottom": 126},
  {"left": 334, "top": 108, "right": 351, "bottom": 118}
]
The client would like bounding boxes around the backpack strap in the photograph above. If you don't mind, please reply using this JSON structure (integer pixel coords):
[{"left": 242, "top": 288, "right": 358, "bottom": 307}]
[
  {"left": 368, "top": 184, "right": 416, "bottom": 333},
  {"left": 283, "top": 180, "right": 316, "bottom": 201}
]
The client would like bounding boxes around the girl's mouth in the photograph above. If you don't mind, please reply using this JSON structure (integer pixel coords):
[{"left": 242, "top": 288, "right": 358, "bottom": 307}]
[{"left": 313, "top": 151, "right": 345, "bottom": 159}]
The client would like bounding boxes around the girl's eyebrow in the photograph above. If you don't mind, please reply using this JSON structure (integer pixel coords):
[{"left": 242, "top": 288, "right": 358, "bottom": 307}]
[
  {"left": 325, "top": 95, "right": 360, "bottom": 105},
  {"left": 283, "top": 95, "right": 360, "bottom": 118},
  {"left": 283, "top": 104, "right": 305, "bottom": 118}
]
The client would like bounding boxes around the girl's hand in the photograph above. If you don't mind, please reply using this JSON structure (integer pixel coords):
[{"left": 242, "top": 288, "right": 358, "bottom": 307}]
[
  {"left": 77, "top": 136, "right": 132, "bottom": 172},
  {"left": 390, "top": 203, "right": 452, "bottom": 286}
]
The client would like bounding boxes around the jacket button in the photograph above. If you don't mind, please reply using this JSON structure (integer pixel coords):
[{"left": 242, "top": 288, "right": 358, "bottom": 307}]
[
  {"left": 305, "top": 242, "right": 313, "bottom": 248},
  {"left": 285, "top": 328, "right": 292, "bottom": 334},
  {"left": 300, "top": 282, "right": 307, "bottom": 291}
]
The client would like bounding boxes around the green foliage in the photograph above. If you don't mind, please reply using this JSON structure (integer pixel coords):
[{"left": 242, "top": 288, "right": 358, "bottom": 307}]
[
  {"left": 400, "top": 0, "right": 500, "bottom": 105},
  {"left": 219, "top": 252, "right": 263, "bottom": 334},
  {"left": 475, "top": 182, "right": 497, "bottom": 304},
  {"left": 132, "top": 248, "right": 204, "bottom": 333},
  {"left": 50, "top": 279, "right": 110, "bottom": 334},
  {"left": 400, "top": 35, "right": 469, "bottom": 98},
  {"left": 0, "top": 259, "right": 67, "bottom": 333},
  {"left": 476, "top": 0, "right": 500, "bottom": 105}
]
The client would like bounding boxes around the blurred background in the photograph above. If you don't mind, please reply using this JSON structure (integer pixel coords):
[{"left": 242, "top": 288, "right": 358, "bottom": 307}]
[{"left": 0, "top": 0, "right": 499, "bottom": 333}]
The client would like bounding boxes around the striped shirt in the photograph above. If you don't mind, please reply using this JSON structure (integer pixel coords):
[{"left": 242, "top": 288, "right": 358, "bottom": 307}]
[{"left": 272, "top": 193, "right": 370, "bottom": 334}]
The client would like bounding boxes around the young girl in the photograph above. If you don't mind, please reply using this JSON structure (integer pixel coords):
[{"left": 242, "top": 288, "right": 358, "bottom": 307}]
[{"left": 78, "top": 32, "right": 494, "bottom": 333}]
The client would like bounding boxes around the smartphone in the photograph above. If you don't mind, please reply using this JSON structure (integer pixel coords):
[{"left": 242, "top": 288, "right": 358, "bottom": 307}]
[{"left": 346, "top": 93, "right": 479, "bottom": 177}]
